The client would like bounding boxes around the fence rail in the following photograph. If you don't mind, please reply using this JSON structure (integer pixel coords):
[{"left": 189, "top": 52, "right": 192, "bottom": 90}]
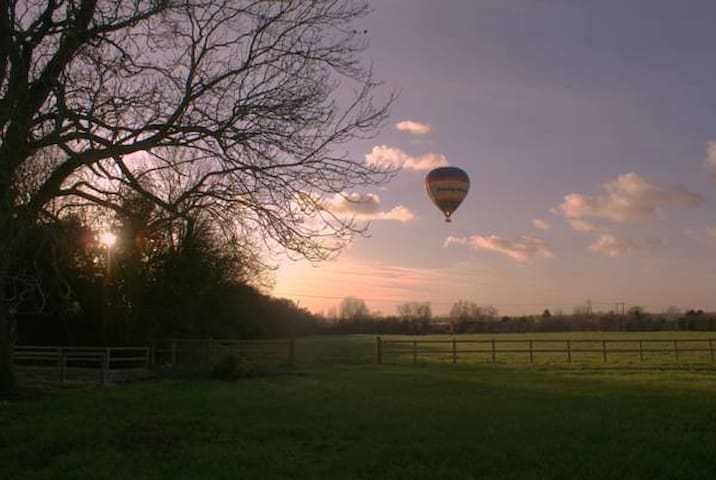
[
  {"left": 14, "top": 346, "right": 150, "bottom": 385},
  {"left": 152, "top": 336, "right": 716, "bottom": 367},
  {"left": 377, "top": 337, "right": 716, "bottom": 365},
  {"left": 15, "top": 336, "right": 716, "bottom": 385}
]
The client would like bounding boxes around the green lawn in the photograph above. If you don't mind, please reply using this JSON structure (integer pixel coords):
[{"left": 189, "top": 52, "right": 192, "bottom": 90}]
[{"left": 3, "top": 361, "right": 716, "bottom": 479}]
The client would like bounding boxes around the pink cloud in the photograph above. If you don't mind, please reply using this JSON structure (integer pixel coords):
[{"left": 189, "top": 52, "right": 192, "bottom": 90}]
[
  {"left": 365, "top": 145, "right": 448, "bottom": 171},
  {"left": 554, "top": 172, "right": 702, "bottom": 223},
  {"left": 395, "top": 120, "right": 432, "bottom": 135},
  {"left": 446, "top": 234, "right": 555, "bottom": 263}
]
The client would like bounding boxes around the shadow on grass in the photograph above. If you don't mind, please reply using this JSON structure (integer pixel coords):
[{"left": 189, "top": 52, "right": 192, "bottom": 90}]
[{"left": 4, "top": 364, "right": 716, "bottom": 479}]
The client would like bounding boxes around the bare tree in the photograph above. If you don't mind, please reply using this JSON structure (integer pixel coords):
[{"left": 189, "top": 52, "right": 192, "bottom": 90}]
[
  {"left": 397, "top": 301, "right": 431, "bottom": 321},
  {"left": 0, "top": 0, "right": 394, "bottom": 396},
  {"left": 338, "top": 296, "right": 368, "bottom": 321},
  {"left": 449, "top": 300, "right": 497, "bottom": 321},
  {"left": 397, "top": 301, "right": 431, "bottom": 334}
]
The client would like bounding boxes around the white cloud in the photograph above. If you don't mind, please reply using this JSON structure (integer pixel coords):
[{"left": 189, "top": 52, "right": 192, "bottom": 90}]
[
  {"left": 395, "top": 120, "right": 432, "bottom": 135},
  {"left": 532, "top": 218, "right": 550, "bottom": 230},
  {"left": 445, "top": 234, "right": 555, "bottom": 263},
  {"left": 327, "top": 192, "right": 414, "bottom": 222},
  {"left": 372, "top": 205, "right": 415, "bottom": 222},
  {"left": 553, "top": 172, "right": 702, "bottom": 223},
  {"left": 587, "top": 233, "right": 635, "bottom": 257},
  {"left": 568, "top": 219, "right": 598, "bottom": 232},
  {"left": 705, "top": 141, "right": 716, "bottom": 170},
  {"left": 365, "top": 145, "right": 448, "bottom": 171}
]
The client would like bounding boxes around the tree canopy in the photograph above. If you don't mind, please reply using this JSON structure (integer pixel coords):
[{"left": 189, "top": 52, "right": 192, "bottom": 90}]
[{"left": 0, "top": 0, "right": 393, "bottom": 396}]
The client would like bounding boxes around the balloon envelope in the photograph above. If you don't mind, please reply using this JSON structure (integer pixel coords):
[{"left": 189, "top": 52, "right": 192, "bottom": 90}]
[{"left": 425, "top": 167, "right": 470, "bottom": 222}]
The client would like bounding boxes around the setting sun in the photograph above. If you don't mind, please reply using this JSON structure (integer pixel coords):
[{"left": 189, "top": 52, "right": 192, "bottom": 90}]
[{"left": 99, "top": 231, "right": 117, "bottom": 247}]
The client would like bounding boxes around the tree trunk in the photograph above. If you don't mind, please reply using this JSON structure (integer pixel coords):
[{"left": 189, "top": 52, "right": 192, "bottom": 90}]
[
  {"left": 0, "top": 184, "right": 17, "bottom": 398},
  {"left": 0, "top": 264, "right": 15, "bottom": 399}
]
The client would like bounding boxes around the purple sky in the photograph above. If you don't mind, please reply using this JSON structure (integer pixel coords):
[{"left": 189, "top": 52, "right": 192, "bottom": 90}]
[{"left": 273, "top": 1, "right": 716, "bottom": 316}]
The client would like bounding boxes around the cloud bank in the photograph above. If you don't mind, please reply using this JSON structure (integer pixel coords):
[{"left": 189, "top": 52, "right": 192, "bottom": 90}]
[
  {"left": 395, "top": 120, "right": 432, "bottom": 135},
  {"left": 365, "top": 145, "right": 448, "bottom": 171},
  {"left": 445, "top": 234, "right": 555, "bottom": 263},
  {"left": 553, "top": 172, "right": 702, "bottom": 223}
]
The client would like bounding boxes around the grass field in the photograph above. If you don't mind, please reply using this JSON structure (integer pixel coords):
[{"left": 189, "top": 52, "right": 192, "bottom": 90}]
[
  {"left": 4, "top": 335, "right": 716, "bottom": 479},
  {"left": 294, "top": 331, "right": 716, "bottom": 367}
]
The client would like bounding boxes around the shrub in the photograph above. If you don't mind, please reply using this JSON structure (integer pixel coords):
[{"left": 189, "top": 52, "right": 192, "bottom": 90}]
[{"left": 210, "top": 355, "right": 265, "bottom": 380}]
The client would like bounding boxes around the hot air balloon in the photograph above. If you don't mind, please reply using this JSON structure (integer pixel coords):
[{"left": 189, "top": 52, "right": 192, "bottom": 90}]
[{"left": 425, "top": 166, "right": 470, "bottom": 222}]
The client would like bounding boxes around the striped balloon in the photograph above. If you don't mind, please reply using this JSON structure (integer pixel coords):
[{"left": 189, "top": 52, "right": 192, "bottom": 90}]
[{"left": 425, "top": 167, "right": 470, "bottom": 222}]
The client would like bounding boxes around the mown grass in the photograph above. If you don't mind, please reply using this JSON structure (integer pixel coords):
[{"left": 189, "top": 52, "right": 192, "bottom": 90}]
[{"left": 3, "top": 359, "right": 716, "bottom": 479}]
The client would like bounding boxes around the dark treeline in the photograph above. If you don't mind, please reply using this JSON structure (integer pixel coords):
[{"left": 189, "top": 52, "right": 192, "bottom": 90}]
[
  {"left": 324, "top": 301, "right": 716, "bottom": 336},
  {"left": 14, "top": 213, "right": 322, "bottom": 346},
  {"left": 14, "top": 218, "right": 715, "bottom": 346},
  {"left": 323, "top": 311, "right": 716, "bottom": 336}
]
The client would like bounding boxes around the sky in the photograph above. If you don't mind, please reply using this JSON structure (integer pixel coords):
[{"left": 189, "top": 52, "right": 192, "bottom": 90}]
[{"left": 273, "top": 0, "right": 716, "bottom": 317}]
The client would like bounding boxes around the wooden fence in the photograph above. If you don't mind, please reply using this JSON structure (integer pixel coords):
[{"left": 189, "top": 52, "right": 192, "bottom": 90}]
[
  {"left": 153, "top": 336, "right": 716, "bottom": 367},
  {"left": 377, "top": 337, "right": 716, "bottom": 365},
  {"left": 14, "top": 346, "right": 150, "bottom": 385},
  {"left": 14, "top": 337, "right": 716, "bottom": 385}
]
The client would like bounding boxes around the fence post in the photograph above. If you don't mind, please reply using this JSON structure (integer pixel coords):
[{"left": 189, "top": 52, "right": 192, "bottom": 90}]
[
  {"left": 710, "top": 338, "right": 714, "bottom": 364},
  {"left": 145, "top": 346, "right": 151, "bottom": 369},
  {"left": 491, "top": 339, "right": 496, "bottom": 363},
  {"left": 207, "top": 338, "right": 214, "bottom": 369},
  {"left": 567, "top": 340, "right": 571, "bottom": 363},
  {"left": 639, "top": 340, "right": 643, "bottom": 362},
  {"left": 602, "top": 340, "right": 607, "bottom": 363},
  {"left": 289, "top": 338, "right": 296, "bottom": 365},
  {"left": 171, "top": 342, "right": 176, "bottom": 368},
  {"left": 56, "top": 347, "right": 61, "bottom": 381},
  {"left": 529, "top": 340, "right": 533, "bottom": 364},
  {"left": 413, "top": 339, "right": 417, "bottom": 365},
  {"left": 102, "top": 347, "right": 110, "bottom": 385},
  {"left": 673, "top": 340, "right": 679, "bottom": 361},
  {"left": 58, "top": 347, "right": 65, "bottom": 384},
  {"left": 376, "top": 336, "right": 382, "bottom": 365},
  {"left": 452, "top": 337, "right": 457, "bottom": 364},
  {"left": 99, "top": 352, "right": 106, "bottom": 385}
]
